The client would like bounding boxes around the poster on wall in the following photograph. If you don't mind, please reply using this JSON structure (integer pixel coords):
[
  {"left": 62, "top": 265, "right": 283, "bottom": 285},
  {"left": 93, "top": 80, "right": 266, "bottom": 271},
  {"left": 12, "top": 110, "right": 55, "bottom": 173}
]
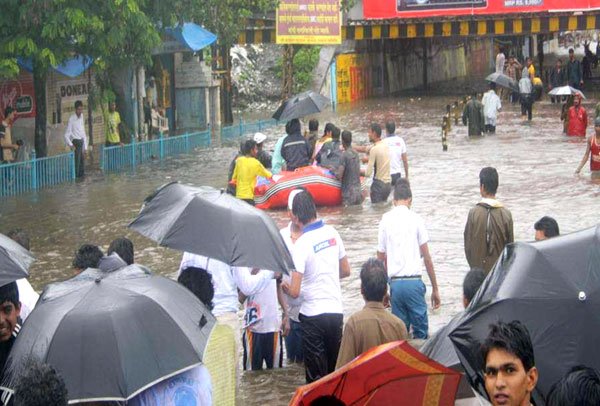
[
  {"left": 276, "top": 0, "right": 342, "bottom": 44},
  {"left": 365, "top": 0, "right": 600, "bottom": 19},
  {"left": 0, "top": 73, "right": 36, "bottom": 119}
]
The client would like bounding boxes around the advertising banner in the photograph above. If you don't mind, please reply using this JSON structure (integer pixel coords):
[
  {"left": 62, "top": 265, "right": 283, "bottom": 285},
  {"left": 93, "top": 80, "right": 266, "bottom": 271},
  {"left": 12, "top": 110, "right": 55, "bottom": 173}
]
[
  {"left": 0, "top": 72, "right": 36, "bottom": 119},
  {"left": 277, "top": 0, "right": 342, "bottom": 44},
  {"left": 364, "top": 0, "right": 600, "bottom": 20}
]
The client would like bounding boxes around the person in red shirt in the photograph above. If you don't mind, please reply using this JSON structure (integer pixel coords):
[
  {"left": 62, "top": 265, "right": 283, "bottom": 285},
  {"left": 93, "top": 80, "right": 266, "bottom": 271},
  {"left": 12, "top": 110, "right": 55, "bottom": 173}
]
[
  {"left": 576, "top": 117, "right": 600, "bottom": 179},
  {"left": 566, "top": 94, "right": 587, "bottom": 137}
]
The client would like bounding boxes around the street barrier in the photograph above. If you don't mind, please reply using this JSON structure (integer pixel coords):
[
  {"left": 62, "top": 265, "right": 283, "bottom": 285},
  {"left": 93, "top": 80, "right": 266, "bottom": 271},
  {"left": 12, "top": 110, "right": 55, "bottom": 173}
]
[
  {"left": 101, "top": 130, "right": 211, "bottom": 172},
  {"left": 0, "top": 152, "right": 75, "bottom": 198}
]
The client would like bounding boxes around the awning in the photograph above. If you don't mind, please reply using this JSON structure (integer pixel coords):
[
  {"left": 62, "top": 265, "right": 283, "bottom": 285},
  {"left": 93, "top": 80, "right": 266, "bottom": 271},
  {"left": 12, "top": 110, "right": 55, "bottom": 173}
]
[
  {"left": 18, "top": 55, "right": 92, "bottom": 78},
  {"left": 164, "top": 23, "right": 217, "bottom": 52}
]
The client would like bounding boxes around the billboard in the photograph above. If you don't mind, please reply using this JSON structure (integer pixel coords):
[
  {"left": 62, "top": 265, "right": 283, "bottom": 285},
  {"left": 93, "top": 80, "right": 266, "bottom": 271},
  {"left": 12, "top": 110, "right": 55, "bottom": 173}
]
[
  {"left": 364, "top": 0, "right": 600, "bottom": 19},
  {"left": 276, "top": 0, "right": 342, "bottom": 44},
  {"left": 0, "top": 73, "right": 36, "bottom": 119}
]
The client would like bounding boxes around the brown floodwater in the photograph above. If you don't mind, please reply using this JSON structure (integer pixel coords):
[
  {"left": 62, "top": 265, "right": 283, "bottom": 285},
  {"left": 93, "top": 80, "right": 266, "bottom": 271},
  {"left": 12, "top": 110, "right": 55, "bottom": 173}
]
[{"left": 1, "top": 95, "right": 598, "bottom": 405}]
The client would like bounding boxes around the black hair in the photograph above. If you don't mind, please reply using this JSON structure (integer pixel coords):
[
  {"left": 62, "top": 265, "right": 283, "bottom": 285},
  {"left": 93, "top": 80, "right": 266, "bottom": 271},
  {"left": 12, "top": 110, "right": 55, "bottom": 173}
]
[
  {"left": 463, "top": 267, "right": 486, "bottom": 304},
  {"left": 309, "top": 119, "right": 319, "bottom": 132},
  {"left": 385, "top": 121, "right": 395, "bottom": 135},
  {"left": 292, "top": 190, "right": 317, "bottom": 225},
  {"left": 74, "top": 100, "right": 83, "bottom": 109},
  {"left": 534, "top": 216, "right": 559, "bottom": 239},
  {"left": 569, "top": 48, "right": 575, "bottom": 53},
  {"left": 546, "top": 365, "right": 600, "bottom": 406},
  {"left": 4, "top": 106, "right": 15, "bottom": 118},
  {"left": 178, "top": 267, "right": 214, "bottom": 310},
  {"left": 360, "top": 258, "right": 388, "bottom": 302},
  {"left": 324, "top": 122, "right": 335, "bottom": 135},
  {"left": 243, "top": 139, "right": 257, "bottom": 156},
  {"left": 286, "top": 119, "right": 301, "bottom": 136},
  {"left": 13, "top": 360, "right": 68, "bottom": 406},
  {"left": 7, "top": 229, "right": 30, "bottom": 251},
  {"left": 393, "top": 178, "right": 412, "bottom": 201},
  {"left": 0, "top": 282, "right": 19, "bottom": 308},
  {"left": 480, "top": 320, "right": 535, "bottom": 372},
  {"left": 341, "top": 130, "right": 352, "bottom": 147},
  {"left": 479, "top": 167, "right": 499, "bottom": 195},
  {"left": 108, "top": 237, "right": 134, "bottom": 265},
  {"left": 72, "top": 244, "right": 104, "bottom": 270},
  {"left": 310, "top": 396, "right": 346, "bottom": 406},
  {"left": 370, "top": 123, "right": 382, "bottom": 137},
  {"left": 489, "top": 82, "right": 497, "bottom": 90},
  {"left": 331, "top": 126, "right": 341, "bottom": 141}
]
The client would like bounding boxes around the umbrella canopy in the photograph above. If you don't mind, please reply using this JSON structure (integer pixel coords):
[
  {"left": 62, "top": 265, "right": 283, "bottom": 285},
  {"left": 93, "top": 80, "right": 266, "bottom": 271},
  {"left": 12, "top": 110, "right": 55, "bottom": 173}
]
[
  {"left": 290, "top": 341, "right": 461, "bottom": 406},
  {"left": 129, "top": 182, "right": 294, "bottom": 274},
  {"left": 450, "top": 224, "right": 600, "bottom": 402},
  {"left": 485, "top": 72, "right": 518, "bottom": 91},
  {"left": 0, "top": 233, "right": 33, "bottom": 287},
  {"left": 548, "top": 85, "right": 586, "bottom": 99},
  {"left": 0, "top": 265, "right": 216, "bottom": 403},
  {"left": 272, "top": 91, "right": 330, "bottom": 121}
]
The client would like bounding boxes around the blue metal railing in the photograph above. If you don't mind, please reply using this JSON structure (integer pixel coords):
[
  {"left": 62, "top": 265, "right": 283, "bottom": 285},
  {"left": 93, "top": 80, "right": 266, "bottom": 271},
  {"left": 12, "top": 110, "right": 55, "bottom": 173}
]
[
  {"left": 220, "top": 118, "right": 279, "bottom": 143},
  {"left": 1, "top": 152, "right": 75, "bottom": 197},
  {"left": 101, "top": 130, "right": 211, "bottom": 172}
]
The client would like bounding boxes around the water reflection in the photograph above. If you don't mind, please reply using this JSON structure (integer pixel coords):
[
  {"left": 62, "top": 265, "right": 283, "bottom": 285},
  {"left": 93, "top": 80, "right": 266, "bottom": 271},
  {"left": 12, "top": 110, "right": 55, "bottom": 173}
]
[{"left": 0, "top": 96, "right": 598, "bottom": 405}]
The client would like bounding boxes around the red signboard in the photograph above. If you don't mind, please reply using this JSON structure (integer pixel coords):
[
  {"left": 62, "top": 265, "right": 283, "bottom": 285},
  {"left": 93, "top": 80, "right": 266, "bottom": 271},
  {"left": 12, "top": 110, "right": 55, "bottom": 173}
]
[
  {"left": 364, "top": 0, "right": 600, "bottom": 19},
  {"left": 0, "top": 72, "right": 35, "bottom": 120}
]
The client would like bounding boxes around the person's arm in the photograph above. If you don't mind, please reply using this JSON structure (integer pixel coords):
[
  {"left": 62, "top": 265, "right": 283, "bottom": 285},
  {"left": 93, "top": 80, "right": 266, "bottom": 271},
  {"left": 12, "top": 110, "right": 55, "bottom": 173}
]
[
  {"left": 579, "top": 61, "right": 584, "bottom": 85},
  {"left": 277, "top": 281, "right": 290, "bottom": 336},
  {"left": 583, "top": 109, "right": 588, "bottom": 129},
  {"left": 64, "top": 116, "right": 74, "bottom": 149},
  {"left": 339, "top": 256, "right": 351, "bottom": 279},
  {"left": 576, "top": 139, "right": 592, "bottom": 173},
  {"left": 420, "top": 243, "right": 440, "bottom": 309},
  {"left": 464, "top": 212, "right": 473, "bottom": 266},
  {"left": 335, "top": 321, "right": 357, "bottom": 370},
  {"left": 233, "top": 267, "right": 275, "bottom": 296},
  {"left": 377, "top": 220, "right": 387, "bottom": 268},
  {"left": 402, "top": 152, "right": 409, "bottom": 179},
  {"left": 462, "top": 105, "right": 468, "bottom": 126},
  {"left": 507, "top": 212, "right": 514, "bottom": 244},
  {"left": 281, "top": 271, "right": 302, "bottom": 298},
  {"left": 365, "top": 149, "right": 375, "bottom": 178},
  {"left": 257, "top": 161, "right": 272, "bottom": 179},
  {"left": 335, "top": 162, "right": 346, "bottom": 181}
]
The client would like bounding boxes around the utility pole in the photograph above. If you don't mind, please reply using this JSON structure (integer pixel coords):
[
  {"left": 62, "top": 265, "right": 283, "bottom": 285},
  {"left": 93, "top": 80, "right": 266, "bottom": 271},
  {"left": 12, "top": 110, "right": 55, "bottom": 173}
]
[{"left": 282, "top": 45, "right": 295, "bottom": 99}]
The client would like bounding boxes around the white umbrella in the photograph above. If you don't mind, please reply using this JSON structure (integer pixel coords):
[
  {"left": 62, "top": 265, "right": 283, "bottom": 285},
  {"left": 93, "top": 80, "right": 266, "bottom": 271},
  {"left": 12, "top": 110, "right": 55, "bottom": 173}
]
[{"left": 548, "top": 85, "right": 585, "bottom": 99}]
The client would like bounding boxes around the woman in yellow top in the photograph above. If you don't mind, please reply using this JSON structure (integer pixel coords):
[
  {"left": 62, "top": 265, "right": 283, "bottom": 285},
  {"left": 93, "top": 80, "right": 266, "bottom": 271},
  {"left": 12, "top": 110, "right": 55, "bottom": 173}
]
[{"left": 232, "top": 139, "right": 272, "bottom": 205}]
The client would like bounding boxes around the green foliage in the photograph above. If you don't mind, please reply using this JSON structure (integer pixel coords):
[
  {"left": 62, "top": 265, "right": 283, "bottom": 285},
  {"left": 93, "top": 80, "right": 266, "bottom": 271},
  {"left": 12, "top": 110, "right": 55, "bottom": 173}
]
[{"left": 292, "top": 46, "right": 320, "bottom": 93}]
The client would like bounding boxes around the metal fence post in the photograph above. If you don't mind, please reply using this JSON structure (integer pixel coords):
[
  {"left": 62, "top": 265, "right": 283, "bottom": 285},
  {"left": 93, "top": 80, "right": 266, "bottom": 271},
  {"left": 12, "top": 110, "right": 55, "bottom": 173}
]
[
  {"left": 185, "top": 133, "right": 190, "bottom": 152},
  {"left": 30, "top": 151, "right": 38, "bottom": 190},
  {"left": 71, "top": 151, "right": 76, "bottom": 180},
  {"left": 159, "top": 132, "right": 164, "bottom": 160},
  {"left": 131, "top": 136, "right": 136, "bottom": 168}
]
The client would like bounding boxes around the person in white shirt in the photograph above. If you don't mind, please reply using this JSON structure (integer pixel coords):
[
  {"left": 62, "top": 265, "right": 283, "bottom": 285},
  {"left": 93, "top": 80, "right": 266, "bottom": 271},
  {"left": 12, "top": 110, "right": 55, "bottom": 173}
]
[
  {"left": 282, "top": 190, "right": 351, "bottom": 383},
  {"left": 482, "top": 83, "right": 502, "bottom": 134},
  {"left": 384, "top": 121, "right": 409, "bottom": 185},
  {"left": 377, "top": 179, "right": 441, "bottom": 339},
  {"left": 495, "top": 47, "right": 506, "bottom": 74},
  {"left": 63, "top": 100, "right": 87, "bottom": 178}
]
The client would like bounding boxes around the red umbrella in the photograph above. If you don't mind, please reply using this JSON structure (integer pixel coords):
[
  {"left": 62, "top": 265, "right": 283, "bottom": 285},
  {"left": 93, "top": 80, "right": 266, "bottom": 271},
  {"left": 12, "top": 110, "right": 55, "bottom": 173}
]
[{"left": 290, "top": 341, "right": 461, "bottom": 406}]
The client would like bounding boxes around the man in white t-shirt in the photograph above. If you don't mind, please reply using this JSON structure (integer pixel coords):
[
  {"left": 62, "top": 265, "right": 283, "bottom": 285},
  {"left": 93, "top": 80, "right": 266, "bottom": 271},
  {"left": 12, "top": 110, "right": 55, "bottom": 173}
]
[
  {"left": 241, "top": 269, "right": 287, "bottom": 371},
  {"left": 377, "top": 179, "right": 441, "bottom": 339},
  {"left": 282, "top": 191, "right": 351, "bottom": 383},
  {"left": 384, "top": 121, "right": 409, "bottom": 185}
]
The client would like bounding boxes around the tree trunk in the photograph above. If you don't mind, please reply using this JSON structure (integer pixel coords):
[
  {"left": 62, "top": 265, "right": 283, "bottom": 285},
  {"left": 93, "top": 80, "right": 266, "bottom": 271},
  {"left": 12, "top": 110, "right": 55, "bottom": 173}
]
[
  {"left": 220, "top": 44, "right": 234, "bottom": 125},
  {"left": 33, "top": 62, "right": 48, "bottom": 158},
  {"left": 282, "top": 45, "right": 295, "bottom": 99}
]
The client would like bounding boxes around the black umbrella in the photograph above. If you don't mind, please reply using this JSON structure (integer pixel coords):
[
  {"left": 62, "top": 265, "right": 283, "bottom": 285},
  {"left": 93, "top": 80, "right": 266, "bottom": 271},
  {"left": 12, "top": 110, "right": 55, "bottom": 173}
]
[
  {"left": 0, "top": 265, "right": 215, "bottom": 403},
  {"left": 485, "top": 72, "right": 518, "bottom": 91},
  {"left": 450, "top": 224, "right": 600, "bottom": 403},
  {"left": 0, "top": 233, "right": 33, "bottom": 287},
  {"left": 129, "top": 182, "right": 294, "bottom": 274},
  {"left": 272, "top": 90, "right": 330, "bottom": 121}
]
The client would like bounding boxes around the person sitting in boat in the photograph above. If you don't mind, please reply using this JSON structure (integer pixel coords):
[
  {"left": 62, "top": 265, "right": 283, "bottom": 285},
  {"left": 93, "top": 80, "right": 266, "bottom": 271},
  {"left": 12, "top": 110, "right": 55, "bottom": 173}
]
[
  {"left": 232, "top": 139, "right": 272, "bottom": 205},
  {"left": 311, "top": 122, "right": 334, "bottom": 163},
  {"left": 281, "top": 119, "right": 311, "bottom": 172},
  {"left": 316, "top": 126, "right": 343, "bottom": 171},
  {"left": 254, "top": 132, "right": 272, "bottom": 169}
]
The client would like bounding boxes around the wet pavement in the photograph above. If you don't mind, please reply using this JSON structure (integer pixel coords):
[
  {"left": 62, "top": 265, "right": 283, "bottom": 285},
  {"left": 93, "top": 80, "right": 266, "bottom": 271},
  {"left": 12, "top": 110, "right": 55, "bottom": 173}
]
[{"left": 1, "top": 94, "right": 599, "bottom": 405}]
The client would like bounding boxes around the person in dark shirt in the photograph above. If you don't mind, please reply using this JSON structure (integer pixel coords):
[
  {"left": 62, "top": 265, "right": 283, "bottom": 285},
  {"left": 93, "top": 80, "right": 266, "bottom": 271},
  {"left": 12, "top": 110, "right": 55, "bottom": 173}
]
[
  {"left": 254, "top": 132, "right": 272, "bottom": 169},
  {"left": 316, "top": 126, "right": 342, "bottom": 170},
  {"left": 336, "top": 130, "right": 363, "bottom": 206},
  {"left": 567, "top": 48, "right": 584, "bottom": 89},
  {"left": 0, "top": 282, "right": 22, "bottom": 380},
  {"left": 281, "top": 119, "right": 310, "bottom": 171},
  {"left": 306, "top": 119, "right": 319, "bottom": 158}
]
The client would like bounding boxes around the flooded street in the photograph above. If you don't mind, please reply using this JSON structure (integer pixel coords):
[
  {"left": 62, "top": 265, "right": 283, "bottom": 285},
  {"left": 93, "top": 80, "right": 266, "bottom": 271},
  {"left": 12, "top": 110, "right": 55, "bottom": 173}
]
[{"left": 1, "top": 95, "right": 599, "bottom": 405}]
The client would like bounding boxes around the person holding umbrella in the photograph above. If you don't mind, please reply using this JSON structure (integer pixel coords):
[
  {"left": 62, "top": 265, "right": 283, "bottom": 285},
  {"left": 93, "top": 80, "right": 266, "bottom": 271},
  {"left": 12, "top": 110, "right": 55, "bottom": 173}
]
[{"left": 481, "top": 321, "right": 539, "bottom": 406}]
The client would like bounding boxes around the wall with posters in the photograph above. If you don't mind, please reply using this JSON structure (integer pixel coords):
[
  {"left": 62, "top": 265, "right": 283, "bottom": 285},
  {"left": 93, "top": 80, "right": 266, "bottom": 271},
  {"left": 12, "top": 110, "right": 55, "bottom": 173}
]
[
  {"left": 364, "top": 0, "right": 600, "bottom": 20},
  {"left": 336, "top": 53, "right": 385, "bottom": 103}
]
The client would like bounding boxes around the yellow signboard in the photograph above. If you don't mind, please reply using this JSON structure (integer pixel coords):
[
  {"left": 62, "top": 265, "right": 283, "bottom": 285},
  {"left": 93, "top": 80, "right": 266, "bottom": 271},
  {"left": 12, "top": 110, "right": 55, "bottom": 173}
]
[{"left": 276, "top": 0, "right": 342, "bottom": 45}]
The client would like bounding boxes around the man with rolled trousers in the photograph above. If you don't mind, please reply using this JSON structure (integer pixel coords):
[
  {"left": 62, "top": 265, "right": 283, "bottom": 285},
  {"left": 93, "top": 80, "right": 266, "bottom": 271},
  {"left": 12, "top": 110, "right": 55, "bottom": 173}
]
[{"left": 282, "top": 191, "right": 351, "bottom": 383}]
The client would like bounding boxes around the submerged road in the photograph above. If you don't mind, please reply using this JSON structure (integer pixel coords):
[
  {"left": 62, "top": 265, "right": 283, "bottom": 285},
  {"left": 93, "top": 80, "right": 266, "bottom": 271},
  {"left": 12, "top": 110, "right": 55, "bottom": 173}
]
[{"left": 1, "top": 95, "right": 598, "bottom": 404}]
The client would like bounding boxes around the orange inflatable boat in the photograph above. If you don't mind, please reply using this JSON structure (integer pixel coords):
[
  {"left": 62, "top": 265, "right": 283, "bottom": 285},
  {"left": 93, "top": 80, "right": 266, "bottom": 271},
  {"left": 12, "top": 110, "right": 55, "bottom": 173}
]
[{"left": 254, "top": 166, "right": 343, "bottom": 210}]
